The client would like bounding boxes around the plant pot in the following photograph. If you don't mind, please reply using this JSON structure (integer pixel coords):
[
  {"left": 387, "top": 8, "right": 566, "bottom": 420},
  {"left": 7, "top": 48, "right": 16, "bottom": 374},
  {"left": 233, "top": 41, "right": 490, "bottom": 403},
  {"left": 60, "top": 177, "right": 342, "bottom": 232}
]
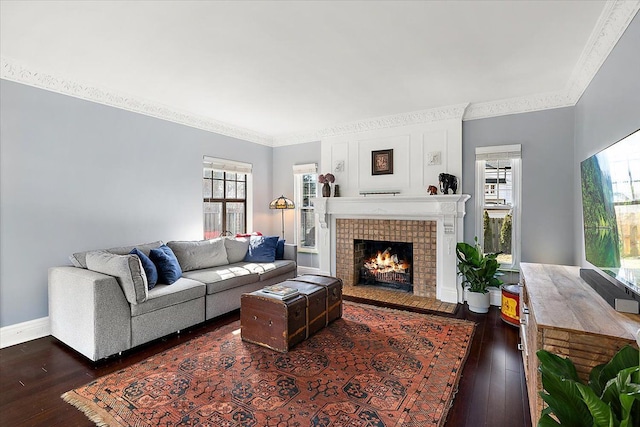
[{"left": 466, "top": 290, "right": 490, "bottom": 314}]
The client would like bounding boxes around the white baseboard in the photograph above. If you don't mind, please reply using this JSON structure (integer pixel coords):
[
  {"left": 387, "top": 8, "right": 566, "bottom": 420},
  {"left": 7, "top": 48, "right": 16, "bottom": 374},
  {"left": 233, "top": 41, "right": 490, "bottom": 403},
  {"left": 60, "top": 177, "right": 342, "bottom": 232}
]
[
  {"left": 0, "top": 317, "right": 51, "bottom": 349},
  {"left": 297, "top": 266, "right": 322, "bottom": 276}
]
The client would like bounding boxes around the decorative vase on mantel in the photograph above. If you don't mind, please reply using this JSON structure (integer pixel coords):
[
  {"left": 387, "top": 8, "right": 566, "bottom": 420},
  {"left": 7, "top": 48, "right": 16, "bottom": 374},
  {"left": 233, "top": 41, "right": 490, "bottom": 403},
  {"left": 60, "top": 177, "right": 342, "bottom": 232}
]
[{"left": 322, "top": 182, "right": 331, "bottom": 197}]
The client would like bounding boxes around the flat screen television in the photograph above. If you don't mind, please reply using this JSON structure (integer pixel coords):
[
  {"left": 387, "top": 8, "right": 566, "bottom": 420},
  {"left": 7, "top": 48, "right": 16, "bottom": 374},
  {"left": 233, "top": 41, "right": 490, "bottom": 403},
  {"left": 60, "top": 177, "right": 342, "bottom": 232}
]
[{"left": 580, "top": 129, "right": 640, "bottom": 309}]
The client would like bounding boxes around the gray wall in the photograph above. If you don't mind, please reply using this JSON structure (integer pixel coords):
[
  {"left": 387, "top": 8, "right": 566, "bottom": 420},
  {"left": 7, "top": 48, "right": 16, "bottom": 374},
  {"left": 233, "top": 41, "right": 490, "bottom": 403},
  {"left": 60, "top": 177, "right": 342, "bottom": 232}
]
[
  {"left": 462, "top": 107, "right": 576, "bottom": 265},
  {"left": 0, "top": 80, "right": 274, "bottom": 327},
  {"left": 272, "top": 141, "right": 321, "bottom": 268},
  {"left": 573, "top": 13, "right": 640, "bottom": 265}
]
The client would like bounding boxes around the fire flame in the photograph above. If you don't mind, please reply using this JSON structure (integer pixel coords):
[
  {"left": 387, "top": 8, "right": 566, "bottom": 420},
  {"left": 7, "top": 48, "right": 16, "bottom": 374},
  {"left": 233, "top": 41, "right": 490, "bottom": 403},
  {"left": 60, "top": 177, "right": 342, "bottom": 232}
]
[{"left": 363, "top": 248, "right": 410, "bottom": 273}]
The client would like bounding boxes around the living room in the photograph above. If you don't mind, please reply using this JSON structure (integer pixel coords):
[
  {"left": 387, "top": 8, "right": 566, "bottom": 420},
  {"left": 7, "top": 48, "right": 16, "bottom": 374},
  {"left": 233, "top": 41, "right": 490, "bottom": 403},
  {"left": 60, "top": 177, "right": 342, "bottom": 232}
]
[{"left": 1, "top": 1, "right": 639, "bottom": 426}]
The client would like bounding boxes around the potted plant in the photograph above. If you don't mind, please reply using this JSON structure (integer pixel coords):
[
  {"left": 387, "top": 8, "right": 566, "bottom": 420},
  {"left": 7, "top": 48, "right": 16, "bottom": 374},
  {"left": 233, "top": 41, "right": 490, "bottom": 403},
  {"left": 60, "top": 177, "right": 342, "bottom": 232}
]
[
  {"left": 456, "top": 237, "right": 503, "bottom": 313},
  {"left": 536, "top": 344, "right": 639, "bottom": 426}
]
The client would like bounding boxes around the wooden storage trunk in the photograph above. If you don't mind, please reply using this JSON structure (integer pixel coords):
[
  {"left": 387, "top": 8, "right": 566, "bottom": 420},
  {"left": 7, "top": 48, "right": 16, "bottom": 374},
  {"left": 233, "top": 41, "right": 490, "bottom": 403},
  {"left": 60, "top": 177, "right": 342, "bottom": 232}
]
[
  {"left": 240, "top": 292, "right": 307, "bottom": 353},
  {"left": 289, "top": 274, "right": 343, "bottom": 323},
  {"left": 279, "top": 281, "right": 328, "bottom": 336}
]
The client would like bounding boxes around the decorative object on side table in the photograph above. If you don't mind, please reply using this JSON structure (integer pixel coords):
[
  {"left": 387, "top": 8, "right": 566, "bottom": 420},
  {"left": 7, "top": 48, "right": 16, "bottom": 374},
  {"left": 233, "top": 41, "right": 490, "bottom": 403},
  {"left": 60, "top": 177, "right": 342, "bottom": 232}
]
[
  {"left": 318, "top": 173, "right": 335, "bottom": 197},
  {"left": 269, "top": 195, "right": 295, "bottom": 238},
  {"left": 372, "top": 149, "right": 393, "bottom": 175},
  {"left": 427, "top": 185, "right": 438, "bottom": 195},
  {"left": 456, "top": 237, "right": 503, "bottom": 313},
  {"left": 439, "top": 173, "right": 458, "bottom": 194}
]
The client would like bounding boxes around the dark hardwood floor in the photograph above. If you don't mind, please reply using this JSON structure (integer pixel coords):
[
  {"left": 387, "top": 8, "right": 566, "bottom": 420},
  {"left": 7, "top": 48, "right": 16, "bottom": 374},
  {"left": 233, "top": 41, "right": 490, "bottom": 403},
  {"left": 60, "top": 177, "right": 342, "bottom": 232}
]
[{"left": 0, "top": 302, "right": 531, "bottom": 427}]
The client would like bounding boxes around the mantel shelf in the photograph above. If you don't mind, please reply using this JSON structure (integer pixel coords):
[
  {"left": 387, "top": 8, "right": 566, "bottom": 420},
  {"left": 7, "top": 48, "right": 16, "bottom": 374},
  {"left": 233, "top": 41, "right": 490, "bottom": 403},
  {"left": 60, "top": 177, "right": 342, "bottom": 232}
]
[{"left": 312, "top": 194, "right": 470, "bottom": 224}]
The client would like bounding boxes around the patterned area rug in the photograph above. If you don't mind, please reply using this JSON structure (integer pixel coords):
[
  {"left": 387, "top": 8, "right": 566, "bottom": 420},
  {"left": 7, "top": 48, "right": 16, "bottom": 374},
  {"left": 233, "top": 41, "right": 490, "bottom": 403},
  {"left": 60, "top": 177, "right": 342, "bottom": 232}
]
[{"left": 62, "top": 302, "right": 475, "bottom": 426}]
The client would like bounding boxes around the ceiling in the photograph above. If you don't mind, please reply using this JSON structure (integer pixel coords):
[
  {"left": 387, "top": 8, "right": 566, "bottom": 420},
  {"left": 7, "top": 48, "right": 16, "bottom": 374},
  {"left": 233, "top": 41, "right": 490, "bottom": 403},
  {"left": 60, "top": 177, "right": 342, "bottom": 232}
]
[{"left": 1, "top": 1, "right": 638, "bottom": 145}]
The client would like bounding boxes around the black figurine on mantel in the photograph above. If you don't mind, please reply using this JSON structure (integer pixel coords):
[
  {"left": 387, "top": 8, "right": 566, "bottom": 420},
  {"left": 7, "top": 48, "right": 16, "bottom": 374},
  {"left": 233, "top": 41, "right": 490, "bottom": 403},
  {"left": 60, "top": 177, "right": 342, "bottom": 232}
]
[{"left": 439, "top": 173, "right": 458, "bottom": 194}]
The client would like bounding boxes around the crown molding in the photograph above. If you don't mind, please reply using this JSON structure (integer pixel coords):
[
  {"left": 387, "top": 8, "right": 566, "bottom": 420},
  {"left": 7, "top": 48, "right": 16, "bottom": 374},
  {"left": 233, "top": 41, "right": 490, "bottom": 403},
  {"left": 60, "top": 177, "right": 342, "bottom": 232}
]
[
  {"left": 0, "top": 56, "right": 274, "bottom": 147},
  {"left": 272, "top": 103, "right": 470, "bottom": 146},
  {"left": 463, "top": 90, "right": 574, "bottom": 121},
  {"left": 464, "top": 0, "right": 639, "bottom": 122},
  {"left": 565, "top": 0, "right": 640, "bottom": 104},
  {"left": 2, "top": 1, "right": 637, "bottom": 144}
]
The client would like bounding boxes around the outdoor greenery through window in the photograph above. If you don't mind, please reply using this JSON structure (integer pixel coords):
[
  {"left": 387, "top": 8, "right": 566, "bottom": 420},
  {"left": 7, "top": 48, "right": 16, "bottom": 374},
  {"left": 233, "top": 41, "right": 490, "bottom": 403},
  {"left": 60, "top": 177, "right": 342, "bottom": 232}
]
[
  {"left": 476, "top": 145, "right": 521, "bottom": 269},
  {"left": 203, "top": 158, "right": 251, "bottom": 239},
  {"left": 483, "top": 159, "right": 513, "bottom": 264},
  {"left": 293, "top": 164, "right": 318, "bottom": 251}
]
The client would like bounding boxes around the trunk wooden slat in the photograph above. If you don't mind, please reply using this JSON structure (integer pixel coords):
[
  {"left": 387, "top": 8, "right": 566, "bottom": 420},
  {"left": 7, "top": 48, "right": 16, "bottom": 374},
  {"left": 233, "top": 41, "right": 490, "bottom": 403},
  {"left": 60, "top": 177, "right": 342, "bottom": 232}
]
[
  {"left": 520, "top": 263, "right": 640, "bottom": 427},
  {"left": 240, "top": 293, "right": 307, "bottom": 352}
]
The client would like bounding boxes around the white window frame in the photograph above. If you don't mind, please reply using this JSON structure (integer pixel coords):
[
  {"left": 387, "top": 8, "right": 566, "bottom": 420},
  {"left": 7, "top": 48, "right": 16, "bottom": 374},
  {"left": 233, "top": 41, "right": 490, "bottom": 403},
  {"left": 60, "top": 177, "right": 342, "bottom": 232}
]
[
  {"left": 475, "top": 145, "right": 521, "bottom": 270},
  {"left": 293, "top": 163, "right": 319, "bottom": 253},
  {"left": 203, "top": 156, "right": 253, "bottom": 236}
]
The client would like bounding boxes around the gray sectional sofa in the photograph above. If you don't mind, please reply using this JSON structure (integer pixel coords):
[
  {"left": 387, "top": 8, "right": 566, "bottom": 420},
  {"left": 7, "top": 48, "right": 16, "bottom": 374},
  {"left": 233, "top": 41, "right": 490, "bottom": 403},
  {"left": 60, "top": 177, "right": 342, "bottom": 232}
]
[{"left": 48, "top": 237, "right": 297, "bottom": 361}]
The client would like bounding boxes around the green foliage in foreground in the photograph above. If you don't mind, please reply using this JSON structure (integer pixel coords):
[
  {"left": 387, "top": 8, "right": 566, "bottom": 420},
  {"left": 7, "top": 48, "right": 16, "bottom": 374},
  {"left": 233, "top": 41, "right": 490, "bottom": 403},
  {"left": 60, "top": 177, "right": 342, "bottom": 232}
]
[{"left": 537, "top": 345, "right": 640, "bottom": 427}]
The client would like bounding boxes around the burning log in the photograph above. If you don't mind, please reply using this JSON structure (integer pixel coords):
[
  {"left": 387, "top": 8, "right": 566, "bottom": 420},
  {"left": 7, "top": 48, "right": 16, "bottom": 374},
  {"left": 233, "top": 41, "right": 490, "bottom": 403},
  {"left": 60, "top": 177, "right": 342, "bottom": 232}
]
[
  {"left": 363, "top": 247, "right": 410, "bottom": 273},
  {"left": 362, "top": 247, "right": 411, "bottom": 285}
]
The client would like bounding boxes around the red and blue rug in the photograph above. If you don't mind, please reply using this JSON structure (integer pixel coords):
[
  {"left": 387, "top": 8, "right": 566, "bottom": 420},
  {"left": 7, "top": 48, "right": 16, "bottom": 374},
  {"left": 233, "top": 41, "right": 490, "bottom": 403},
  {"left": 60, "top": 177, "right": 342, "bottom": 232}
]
[{"left": 63, "top": 301, "right": 475, "bottom": 426}]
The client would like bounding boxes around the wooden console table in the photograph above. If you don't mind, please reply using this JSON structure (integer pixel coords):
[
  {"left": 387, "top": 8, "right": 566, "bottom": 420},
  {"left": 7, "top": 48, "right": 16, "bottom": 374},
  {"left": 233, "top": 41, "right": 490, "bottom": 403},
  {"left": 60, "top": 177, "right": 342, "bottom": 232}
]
[{"left": 519, "top": 263, "right": 640, "bottom": 426}]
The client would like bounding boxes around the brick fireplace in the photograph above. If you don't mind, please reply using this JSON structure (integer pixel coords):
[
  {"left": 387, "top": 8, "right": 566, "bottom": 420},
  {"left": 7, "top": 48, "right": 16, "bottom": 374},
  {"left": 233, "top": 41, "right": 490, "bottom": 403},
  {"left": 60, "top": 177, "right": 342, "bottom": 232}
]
[
  {"left": 336, "top": 219, "right": 437, "bottom": 297},
  {"left": 313, "top": 195, "right": 470, "bottom": 304}
]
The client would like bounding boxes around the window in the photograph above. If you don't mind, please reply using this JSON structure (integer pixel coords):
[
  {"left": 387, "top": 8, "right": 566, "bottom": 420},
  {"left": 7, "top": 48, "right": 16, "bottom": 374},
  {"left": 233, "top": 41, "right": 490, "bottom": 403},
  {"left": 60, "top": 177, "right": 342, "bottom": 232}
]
[
  {"left": 203, "top": 157, "right": 253, "bottom": 238},
  {"left": 293, "top": 163, "right": 318, "bottom": 251},
  {"left": 475, "top": 145, "right": 521, "bottom": 269}
]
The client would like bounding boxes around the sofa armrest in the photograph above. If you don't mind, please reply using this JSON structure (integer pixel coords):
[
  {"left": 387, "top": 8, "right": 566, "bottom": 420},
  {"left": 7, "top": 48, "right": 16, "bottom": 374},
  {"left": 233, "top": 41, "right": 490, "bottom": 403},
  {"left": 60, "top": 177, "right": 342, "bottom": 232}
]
[
  {"left": 48, "top": 266, "right": 131, "bottom": 361},
  {"left": 283, "top": 243, "right": 297, "bottom": 262}
]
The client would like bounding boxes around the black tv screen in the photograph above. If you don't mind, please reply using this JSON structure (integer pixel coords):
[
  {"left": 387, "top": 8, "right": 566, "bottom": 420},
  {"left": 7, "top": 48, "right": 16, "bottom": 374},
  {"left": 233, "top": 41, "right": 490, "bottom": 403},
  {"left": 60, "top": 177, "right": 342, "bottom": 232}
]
[{"left": 580, "top": 129, "right": 640, "bottom": 296}]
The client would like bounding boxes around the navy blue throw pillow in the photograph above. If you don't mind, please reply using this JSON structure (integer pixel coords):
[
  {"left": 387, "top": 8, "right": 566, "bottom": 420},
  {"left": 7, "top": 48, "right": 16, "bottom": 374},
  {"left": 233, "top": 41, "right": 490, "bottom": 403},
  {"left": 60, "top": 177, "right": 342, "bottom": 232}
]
[
  {"left": 149, "top": 245, "right": 182, "bottom": 285},
  {"left": 275, "top": 239, "right": 285, "bottom": 260},
  {"left": 130, "top": 248, "right": 159, "bottom": 289},
  {"left": 244, "top": 235, "right": 279, "bottom": 263}
]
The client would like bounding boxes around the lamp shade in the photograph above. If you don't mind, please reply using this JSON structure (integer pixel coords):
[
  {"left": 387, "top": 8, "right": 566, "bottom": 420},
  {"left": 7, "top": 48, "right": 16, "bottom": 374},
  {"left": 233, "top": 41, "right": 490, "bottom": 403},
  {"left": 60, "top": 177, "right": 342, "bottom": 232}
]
[{"left": 269, "top": 195, "right": 295, "bottom": 210}]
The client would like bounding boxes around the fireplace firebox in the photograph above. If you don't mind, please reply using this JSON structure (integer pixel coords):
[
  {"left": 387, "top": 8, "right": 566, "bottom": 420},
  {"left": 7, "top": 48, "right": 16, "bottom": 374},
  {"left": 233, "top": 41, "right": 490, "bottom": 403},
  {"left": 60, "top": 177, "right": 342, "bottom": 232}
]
[{"left": 355, "top": 239, "right": 413, "bottom": 292}]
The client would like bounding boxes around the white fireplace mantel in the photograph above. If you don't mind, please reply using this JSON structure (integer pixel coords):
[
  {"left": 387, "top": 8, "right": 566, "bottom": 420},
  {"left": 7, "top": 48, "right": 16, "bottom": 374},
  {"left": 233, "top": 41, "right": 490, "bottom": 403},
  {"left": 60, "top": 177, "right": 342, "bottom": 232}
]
[{"left": 312, "top": 194, "right": 471, "bottom": 304}]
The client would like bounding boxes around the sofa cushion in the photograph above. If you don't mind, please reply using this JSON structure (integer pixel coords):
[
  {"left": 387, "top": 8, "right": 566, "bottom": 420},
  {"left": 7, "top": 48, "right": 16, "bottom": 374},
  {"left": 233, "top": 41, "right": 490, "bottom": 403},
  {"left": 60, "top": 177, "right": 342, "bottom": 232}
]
[
  {"left": 244, "top": 235, "right": 279, "bottom": 263},
  {"left": 70, "top": 240, "right": 164, "bottom": 269},
  {"left": 167, "top": 239, "right": 229, "bottom": 272},
  {"left": 150, "top": 245, "right": 182, "bottom": 285},
  {"left": 130, "top": 248, "right": 158, "bottom": 289},
  {"left": 85, "top": 251, "right": 148, "bottom": 304},
  {"left": 182, "top": 265, "right": 259, "bottom": 295},
  {"left": 130, "top": 277, "right": 206, "bottom": 317},
  {"left": 240, "top": 260, "right": 297, "bottom": 281},
  {"left": 223, "top": 237, "right": 250, "bottom": 263}
]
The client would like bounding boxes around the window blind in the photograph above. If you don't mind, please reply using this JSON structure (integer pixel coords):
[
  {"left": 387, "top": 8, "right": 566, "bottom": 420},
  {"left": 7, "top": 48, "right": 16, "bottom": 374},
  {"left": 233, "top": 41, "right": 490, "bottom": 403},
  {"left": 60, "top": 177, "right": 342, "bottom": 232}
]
[
  {"left": 292, "top": 163, "right": 318, "bottom": 174},
  {"left": 475, "top": 144, "right": 521, "bottom": 161},
  {"left": 203, "top": 156, "right": 252, "bottom": 174}
]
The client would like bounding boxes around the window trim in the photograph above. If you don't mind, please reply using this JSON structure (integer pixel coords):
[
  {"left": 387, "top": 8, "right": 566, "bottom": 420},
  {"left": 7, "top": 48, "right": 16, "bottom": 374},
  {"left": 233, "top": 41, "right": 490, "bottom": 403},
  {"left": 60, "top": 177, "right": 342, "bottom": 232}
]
[
  {"left": 293, "top": 163, "right": 318, "bottom": 252},
  {"left": 475, "top": 145, "right": 521, "bottom": 270},
  {"left": 203, "top": 157, "right": 253, "bottom": 238}
]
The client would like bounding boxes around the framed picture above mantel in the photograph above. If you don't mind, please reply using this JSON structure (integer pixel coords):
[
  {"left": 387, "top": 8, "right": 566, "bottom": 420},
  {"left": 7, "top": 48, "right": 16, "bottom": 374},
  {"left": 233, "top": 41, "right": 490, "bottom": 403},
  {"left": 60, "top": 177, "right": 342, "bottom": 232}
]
[{"left": 371, "top": 149, "right": 393, "bottom": 175}]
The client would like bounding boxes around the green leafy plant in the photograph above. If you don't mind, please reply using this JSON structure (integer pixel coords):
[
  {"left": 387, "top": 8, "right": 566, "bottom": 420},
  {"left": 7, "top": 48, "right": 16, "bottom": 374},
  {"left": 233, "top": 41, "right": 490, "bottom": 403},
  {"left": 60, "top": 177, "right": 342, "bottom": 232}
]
[
  {"left": 455, "top": 237, "right": 503, "bottom": 294},
  {"left": 536, "top": 345, "right": 640, "bottom": 427}
]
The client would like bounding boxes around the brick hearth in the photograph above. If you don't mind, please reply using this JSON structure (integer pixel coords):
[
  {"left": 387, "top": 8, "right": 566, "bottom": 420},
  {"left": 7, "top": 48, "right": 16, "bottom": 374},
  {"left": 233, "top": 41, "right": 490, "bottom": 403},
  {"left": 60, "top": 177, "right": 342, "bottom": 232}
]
[{"left": 335, "top": 218, "right": 437, "bottom": 298}]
